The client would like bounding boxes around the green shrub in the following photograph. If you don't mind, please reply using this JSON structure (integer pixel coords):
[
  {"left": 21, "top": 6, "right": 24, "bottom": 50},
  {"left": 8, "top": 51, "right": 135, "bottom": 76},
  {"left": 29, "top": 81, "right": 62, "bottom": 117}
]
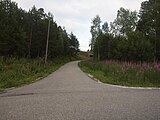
[{"left": 0, "top": 57, "right": 71, "bottom": 89}]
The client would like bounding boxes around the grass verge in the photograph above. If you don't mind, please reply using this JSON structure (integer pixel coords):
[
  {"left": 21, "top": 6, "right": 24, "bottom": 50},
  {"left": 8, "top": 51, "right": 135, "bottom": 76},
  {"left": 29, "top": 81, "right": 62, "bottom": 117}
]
[
  {"left": 78, "top": 60, "right": 160, "bottom": 88},
  {"left": 0, "top": 56, "right": 76, "bottom": 91}
]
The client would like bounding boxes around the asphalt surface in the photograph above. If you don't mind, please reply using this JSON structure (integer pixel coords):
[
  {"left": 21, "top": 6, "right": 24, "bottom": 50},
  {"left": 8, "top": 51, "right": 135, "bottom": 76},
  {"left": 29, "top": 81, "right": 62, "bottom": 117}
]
[{"left": 0, "top": 61, "right": 160, "bottom": 120}]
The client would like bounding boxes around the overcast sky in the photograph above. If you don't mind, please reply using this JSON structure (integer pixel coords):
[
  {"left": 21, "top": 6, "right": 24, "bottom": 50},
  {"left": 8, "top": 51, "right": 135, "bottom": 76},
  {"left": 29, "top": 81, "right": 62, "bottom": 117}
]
[{"left": 14, "top": 0, "right": 145, "bottom": 51}]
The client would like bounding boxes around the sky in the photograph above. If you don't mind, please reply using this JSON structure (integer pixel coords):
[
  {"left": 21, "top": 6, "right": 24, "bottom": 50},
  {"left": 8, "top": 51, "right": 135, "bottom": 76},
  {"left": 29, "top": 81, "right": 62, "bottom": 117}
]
[{"left": 14, "top": 0, "right": 145, "bottom": 51}]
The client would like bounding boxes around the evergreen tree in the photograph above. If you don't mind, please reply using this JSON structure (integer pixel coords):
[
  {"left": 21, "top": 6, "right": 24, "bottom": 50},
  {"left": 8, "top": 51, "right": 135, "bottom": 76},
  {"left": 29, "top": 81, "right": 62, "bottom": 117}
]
[
  {"left": 0, "top": 0, "right": 79, "bottom": 59},
  {"left": 137, "top": 0, "right": 160, "bottom": 61}
]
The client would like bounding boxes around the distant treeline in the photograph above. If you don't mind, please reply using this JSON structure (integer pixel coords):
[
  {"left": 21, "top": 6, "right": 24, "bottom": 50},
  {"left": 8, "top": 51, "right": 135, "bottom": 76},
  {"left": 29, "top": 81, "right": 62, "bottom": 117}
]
[
  {"left": 0, "top": 0, "right": 79, "bottom": 58},
  {"left": 90, "top": 0, "right": 160, "bottom": 62}
]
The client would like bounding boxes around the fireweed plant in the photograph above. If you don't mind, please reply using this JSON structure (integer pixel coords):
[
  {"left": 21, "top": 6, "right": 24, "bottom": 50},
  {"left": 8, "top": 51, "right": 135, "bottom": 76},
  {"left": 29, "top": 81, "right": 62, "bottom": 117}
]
[{"left": 79, "top": 60, "right": 160, "bottom": 87}]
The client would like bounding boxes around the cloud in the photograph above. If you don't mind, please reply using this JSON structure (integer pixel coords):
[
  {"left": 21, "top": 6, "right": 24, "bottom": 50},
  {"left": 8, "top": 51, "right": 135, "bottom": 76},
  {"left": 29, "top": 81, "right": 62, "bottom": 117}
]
[{"left": 14, "top": 0, "right": 145, "bottom": 51}]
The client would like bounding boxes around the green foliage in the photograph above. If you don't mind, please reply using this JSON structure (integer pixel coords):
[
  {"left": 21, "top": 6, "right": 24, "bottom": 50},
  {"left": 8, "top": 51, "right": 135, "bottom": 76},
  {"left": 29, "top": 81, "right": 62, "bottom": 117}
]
[
  {"left": 91, "top": 4, "right": 159, "bottom": 62},
  {"left": 0, "top": 0, "right": 79, "bottom": 58},
  {"left": 137, "top": 0, "right": 160, "bottom": 61},
  {"left": 126, "top": 31, "right": 154, "bottom": 61},
  {"left": 94, "top": 32, "right": 109, "bottom": 61},
  {"left": 87, "top": 2, "right": 160, "bottom": 87},
  {"left": 69, "top": 32, "right": 80, "bottom": 55},
  {"left": 0, "top": 0, "right": 27, "bottom": 56},
  {"left": 90, "top": 15, "right": 101, "bottom": 52},
  {"left": 0, "top": 57, "right": 71, "bottom": 89},
  {"left": 93, "top": 31, "right": 154, "bottom": 62},
  {"left": 79, "top": 60, "right": 160, "bottom": 87},
  {"left": 110, "top": 7, "right": 138, "bottom": 36}
]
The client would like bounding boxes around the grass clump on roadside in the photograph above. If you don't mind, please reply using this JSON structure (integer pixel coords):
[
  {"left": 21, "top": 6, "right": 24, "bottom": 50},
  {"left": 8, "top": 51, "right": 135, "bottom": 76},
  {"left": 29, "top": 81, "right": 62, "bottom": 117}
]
[
  {"left": 78, "top": 60, "right": 160, "bottom": 87},
  {"left": 0, "top": 57, "right": 73, "bottom": 90}
]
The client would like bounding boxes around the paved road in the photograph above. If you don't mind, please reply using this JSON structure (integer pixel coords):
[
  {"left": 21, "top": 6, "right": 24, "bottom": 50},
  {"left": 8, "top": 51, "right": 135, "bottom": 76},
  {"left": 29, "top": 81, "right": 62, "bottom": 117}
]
[{"left": 0, "top": 61, "right": 160, "bottom": 120}]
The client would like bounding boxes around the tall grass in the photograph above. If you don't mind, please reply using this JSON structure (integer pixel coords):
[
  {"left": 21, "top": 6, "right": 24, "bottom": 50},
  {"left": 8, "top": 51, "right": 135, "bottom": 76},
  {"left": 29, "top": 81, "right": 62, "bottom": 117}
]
[
  {"left": 0, "top": 57, "right": 71, "bottom": 90},
  {"left": 79, "top": 60, "right": 160, "bottom": 87}
]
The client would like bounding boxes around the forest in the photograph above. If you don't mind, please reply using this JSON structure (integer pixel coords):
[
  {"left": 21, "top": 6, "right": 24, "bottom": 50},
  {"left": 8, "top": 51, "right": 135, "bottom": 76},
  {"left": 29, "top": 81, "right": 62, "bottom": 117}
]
[
  {"left": 0, "top": 0, "right": 79, "bottom": 59},
  {"left": 90, "top": 0, "right": 160, "bottom": 62},
  {"left": 79, "top": 0, "right": 160, "bottom": 87},
  {"left": 0, "top": 0, "right": 80, "bottom": 89}
]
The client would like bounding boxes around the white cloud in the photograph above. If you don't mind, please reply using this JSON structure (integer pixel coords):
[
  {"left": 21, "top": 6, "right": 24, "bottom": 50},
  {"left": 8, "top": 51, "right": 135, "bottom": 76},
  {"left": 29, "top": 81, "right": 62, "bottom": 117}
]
[{"left": 14, "top": 0, "right": 145, "bottom": 51}]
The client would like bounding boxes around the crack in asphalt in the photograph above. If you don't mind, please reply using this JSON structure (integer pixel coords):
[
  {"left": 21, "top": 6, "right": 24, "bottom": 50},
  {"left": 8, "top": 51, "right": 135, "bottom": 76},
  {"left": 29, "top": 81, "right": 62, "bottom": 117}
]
[{"left": 0, "top": 93, "right": 35, "bottom": 97}]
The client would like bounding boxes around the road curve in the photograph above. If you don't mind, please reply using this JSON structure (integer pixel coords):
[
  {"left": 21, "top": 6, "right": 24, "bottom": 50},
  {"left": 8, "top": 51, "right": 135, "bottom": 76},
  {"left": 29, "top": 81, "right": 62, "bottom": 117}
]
[{"left": 0, "top": 61, "right": 160, "bottom": 120}]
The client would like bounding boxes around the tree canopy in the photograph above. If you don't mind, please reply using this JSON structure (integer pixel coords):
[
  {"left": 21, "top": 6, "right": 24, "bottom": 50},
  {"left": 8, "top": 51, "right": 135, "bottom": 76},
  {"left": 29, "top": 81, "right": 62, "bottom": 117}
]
[
  {"left": 90, "top": 0, "right": 160, "bottom": 62},
  {"left": 0, "top": 0, "right": 79, "bottom": 58}
]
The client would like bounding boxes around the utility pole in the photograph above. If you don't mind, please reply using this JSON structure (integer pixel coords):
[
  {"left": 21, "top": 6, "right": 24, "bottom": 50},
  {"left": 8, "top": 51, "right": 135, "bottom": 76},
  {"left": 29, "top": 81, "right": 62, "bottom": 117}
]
[{"left": 45, "top": 19, "right": 51, "bottom": 64}]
